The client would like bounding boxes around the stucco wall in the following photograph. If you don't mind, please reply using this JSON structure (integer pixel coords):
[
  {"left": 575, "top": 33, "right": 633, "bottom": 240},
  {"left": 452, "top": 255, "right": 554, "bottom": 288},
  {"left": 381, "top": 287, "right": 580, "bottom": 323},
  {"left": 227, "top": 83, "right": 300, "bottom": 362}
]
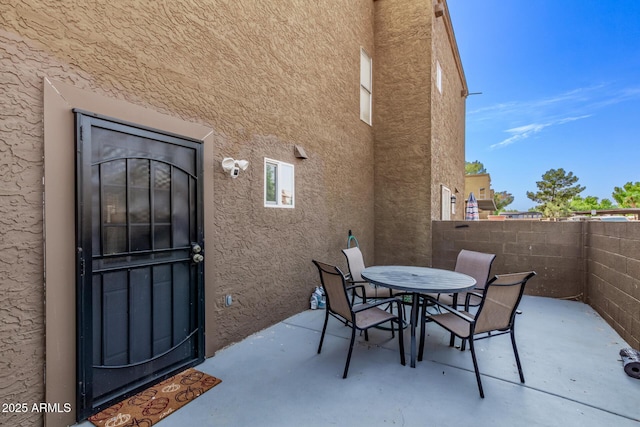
[
  {"left": 587, "top": 222, "right": 640, "bottom": 349},
  {"left": 0, "top": 29, "right": 47, "bottom": 427},
  {"left": 430, "top": 0, "right": 466, "bottom": 223},
  {"left": 373, "top": 0, "right": 433, "bottom": 267},
  {"left": 373, "top": 0, "right": 465, "bottom": 266},
  {"left": 1, "top": 1, "right": 376, "bottom": 425}
]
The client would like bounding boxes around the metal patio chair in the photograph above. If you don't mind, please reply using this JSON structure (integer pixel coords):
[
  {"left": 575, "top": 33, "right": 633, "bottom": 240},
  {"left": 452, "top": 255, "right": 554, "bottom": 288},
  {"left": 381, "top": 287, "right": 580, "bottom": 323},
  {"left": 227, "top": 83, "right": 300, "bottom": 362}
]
[
  {"left": 424, "top": 271, "right": 536, "bottom": 398},
  {"left": 420, "top": 249, "right": 495, "bottom": 355},
  {"left": 342, "top": 246, "right": 397, "bottom": 302},
  {"left": 312, "top": 260, "right": 406, "bottom": 378},
  {"left": 435, "top": 249, "right": 496, "bottom": 309}
]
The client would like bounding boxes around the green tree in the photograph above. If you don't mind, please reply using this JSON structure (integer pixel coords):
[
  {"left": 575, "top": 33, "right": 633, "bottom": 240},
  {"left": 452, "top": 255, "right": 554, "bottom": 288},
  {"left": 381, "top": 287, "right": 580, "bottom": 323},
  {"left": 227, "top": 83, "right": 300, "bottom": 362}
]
[
  {"left": 465, "top": 160, "right": 486, "bottom": 175},
  {"left": 266, "top": 163, "right": 276, "bottom": 202},
  {"left": 569, "top": 195, "right": 614, "bottom": 211},
  {"left": 612, "top": 182, "right": 640, "bottom": 208},
  {"left": 494, "top": 191, "right": 514, "bottom": 213},
  {"left": 526, "top": 168, "right": 585, "bottom": 218},
  {"left": 601, "top": 199, "right": 615, "bottom": 209}
]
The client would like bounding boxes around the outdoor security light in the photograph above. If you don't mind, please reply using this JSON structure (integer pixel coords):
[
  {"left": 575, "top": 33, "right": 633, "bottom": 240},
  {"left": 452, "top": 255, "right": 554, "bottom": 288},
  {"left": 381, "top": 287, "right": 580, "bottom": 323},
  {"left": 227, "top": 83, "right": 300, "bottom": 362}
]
[{"left": 221, "top": 157, "right": 249, "bottom": 178}]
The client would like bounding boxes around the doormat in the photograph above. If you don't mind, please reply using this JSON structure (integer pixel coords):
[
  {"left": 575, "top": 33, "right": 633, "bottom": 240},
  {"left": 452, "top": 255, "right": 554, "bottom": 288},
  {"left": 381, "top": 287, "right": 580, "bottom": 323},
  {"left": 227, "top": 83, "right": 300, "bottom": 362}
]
[{"left": 88, "top": 368, "right": 222, "bottom": 427}]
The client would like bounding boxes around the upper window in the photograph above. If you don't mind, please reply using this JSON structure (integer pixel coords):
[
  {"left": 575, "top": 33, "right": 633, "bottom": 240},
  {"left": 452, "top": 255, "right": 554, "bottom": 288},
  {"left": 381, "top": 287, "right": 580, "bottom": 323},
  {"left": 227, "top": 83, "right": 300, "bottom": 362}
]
[
  {"left": 264, "top": 158, "right": 295, "bottom": 208},
  {"left": 436, "top": 61, "right": 443, "bottom": 94},
  {"left": 360, "top": 48, "right": 372, "bottom": 125}
]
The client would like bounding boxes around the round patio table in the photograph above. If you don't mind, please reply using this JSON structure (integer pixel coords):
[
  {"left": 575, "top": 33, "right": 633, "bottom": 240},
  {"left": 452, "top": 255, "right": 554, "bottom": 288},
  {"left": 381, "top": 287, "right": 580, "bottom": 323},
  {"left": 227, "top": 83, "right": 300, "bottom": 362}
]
[{"left": 361, "top": 266, "right": 476, "bottom": 368}]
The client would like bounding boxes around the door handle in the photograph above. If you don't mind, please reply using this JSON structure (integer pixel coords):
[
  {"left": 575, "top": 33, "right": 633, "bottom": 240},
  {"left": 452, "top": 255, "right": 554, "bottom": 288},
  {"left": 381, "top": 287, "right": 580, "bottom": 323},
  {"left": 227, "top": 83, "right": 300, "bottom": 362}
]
[{"left": 191, "top": 243, "right": 204, "bottom": 263}]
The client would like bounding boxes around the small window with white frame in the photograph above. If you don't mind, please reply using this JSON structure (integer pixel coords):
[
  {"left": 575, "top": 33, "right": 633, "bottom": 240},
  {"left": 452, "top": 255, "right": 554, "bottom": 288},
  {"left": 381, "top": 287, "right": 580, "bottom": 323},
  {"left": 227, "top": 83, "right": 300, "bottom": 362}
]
[
  {"left": 436, "top": 60, "right": 443, "bottom": 94},
  {"left": 264, "top": 158, "right": 295, "bottom": 208},
  {"left": 360, "top": 48, "right": 372, "bottom": 125}
]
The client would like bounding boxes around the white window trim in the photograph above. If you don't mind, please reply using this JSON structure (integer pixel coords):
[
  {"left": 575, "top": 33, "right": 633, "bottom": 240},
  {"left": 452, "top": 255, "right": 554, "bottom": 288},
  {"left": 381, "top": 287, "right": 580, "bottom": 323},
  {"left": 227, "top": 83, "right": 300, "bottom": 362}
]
[
  {"left": 264, "top": 158, "right": 295, "bottom": 208},
  {"left": 436, "top": 61, "right": 443, "bottom": 94},
  {"left": 441, "top": 185, "right": 451, "bottom": 220},
  {"left": 360, "top": 48, "right": 372, "bottom": 125}
]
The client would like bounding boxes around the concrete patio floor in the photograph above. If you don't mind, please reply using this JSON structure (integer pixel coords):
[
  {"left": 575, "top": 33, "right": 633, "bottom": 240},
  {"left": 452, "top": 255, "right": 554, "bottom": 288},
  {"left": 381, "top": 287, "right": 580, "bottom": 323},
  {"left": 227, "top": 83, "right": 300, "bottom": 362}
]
[{"left": 78, "top": 296, "right": 640, "bottom": 427}]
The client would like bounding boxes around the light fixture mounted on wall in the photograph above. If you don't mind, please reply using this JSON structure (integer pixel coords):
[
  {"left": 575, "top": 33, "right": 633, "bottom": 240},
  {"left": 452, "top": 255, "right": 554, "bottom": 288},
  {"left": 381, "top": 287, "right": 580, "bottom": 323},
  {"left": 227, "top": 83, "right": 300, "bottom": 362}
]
[
  {"left": 221, "top": 157, "right": 249, "bottom": 178},
  {"left": 450, "top": 195, "right": 457, "bottom": 205}
]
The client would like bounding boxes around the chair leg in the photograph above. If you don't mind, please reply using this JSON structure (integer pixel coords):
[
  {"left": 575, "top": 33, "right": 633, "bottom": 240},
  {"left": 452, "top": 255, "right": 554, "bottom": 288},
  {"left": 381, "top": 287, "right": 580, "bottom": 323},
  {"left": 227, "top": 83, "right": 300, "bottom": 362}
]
[
  {"left": 468, "top": 338, "right": 485, "bottom": 398},
  {"left": 390, "top": 316, "right": 395, "bottom": 338},
  {"left": 511, "top": 329, "right": 525, "bottom": 383},
  {"left": 460, "top": 338, "right": 466, "bottom": 351},
  {"left": 318, "top": 309, "right": 329, "bottom": 354},
  {"left": 449, "top": 296, "right": 459, "bottom": 348},
  {"left": 397, "top": 318, "right": 406, "bottom": 366},
  {"left": 343, "top": 326, "right": 357, "bottom": 379},
  {"left": 418, "top": 298, "right": 427, "bottom": 361}
]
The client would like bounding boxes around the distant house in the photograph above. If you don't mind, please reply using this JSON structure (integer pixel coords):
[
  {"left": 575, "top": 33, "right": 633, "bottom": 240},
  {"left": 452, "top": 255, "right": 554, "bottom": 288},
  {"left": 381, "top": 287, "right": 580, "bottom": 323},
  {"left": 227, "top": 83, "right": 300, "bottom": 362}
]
[
  {"left": 464, "top": 173, "right": 497, "bottom": 218},
  {"left": 1, "top": 1, "right": 467, "bottom": 425}
]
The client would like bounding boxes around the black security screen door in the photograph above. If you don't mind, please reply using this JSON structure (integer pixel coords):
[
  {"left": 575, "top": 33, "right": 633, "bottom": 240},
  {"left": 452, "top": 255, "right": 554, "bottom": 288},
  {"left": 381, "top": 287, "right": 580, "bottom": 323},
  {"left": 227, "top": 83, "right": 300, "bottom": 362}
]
[{"left": 74, "top": 111, "right": 205, "bottom": 420}]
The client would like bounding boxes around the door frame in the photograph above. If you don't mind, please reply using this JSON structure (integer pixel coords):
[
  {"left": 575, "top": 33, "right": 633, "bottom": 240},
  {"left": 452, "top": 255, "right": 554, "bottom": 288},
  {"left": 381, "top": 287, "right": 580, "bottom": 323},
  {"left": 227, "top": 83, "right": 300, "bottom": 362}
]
[
  {"left": 74, "top": 110, "right": 206, "bottom": 419},
  {"left": 43, "top": 78, "right": 217, "bottom": 426}
]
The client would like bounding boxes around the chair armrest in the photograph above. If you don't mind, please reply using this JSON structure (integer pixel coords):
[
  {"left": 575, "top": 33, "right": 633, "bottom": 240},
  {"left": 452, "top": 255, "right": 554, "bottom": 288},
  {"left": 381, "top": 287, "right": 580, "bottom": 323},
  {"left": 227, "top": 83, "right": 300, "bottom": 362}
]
[
  {"left": 346, "top": 283, "right": 367, "bottom": 303},
  {"left": 464, "top": 291, "right": 484, "bottom": 310},
  {"left": 345, "top": 273, "right": 368, "bottom": 283},
  {"left": 420, "top": 294, "right": 438, "bottom": 305},
  {"left": 353, "top": 297, "right": 400, "bottom": 313},
  {"left": 346, "top": 283, "right": 366, "bottom": 292},
  {"left": 429, "top": 299, "right": 475, "bottom": 323}
]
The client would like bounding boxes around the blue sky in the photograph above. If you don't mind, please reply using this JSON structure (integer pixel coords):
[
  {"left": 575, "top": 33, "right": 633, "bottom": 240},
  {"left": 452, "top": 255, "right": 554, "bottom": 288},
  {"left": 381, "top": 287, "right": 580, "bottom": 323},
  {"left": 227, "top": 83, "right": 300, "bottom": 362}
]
[{"left": 447, "top": 0, "right": 640, "bottom": 211}]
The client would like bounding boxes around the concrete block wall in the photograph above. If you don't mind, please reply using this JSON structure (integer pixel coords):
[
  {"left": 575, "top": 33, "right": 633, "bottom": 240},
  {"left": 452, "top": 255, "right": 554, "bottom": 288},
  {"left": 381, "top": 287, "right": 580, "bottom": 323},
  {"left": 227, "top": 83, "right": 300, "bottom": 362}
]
[
  {"left": 432, "top": 221, "right": 584, "bottom": 298},
  {"left": 433, "top": 220, "right": 640, "bottom": 350},
  {"left": 587, "top": 222, "right": 640, "bottom": 349}
]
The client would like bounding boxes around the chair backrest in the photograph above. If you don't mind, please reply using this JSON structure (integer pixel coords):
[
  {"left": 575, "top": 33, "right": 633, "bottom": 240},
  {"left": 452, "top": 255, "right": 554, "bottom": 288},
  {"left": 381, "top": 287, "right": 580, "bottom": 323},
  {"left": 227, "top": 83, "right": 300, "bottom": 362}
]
[
  {"left": 454, "top": 249, "right": 496, "bottom": 290},
  {"left": 342, "top": 247, "right": 366, "bottom": 282},
  {"left": 312, "top": 260, "right": 353, "bottom": 321},
  {"left": 474, "top": 271, "right": 536, "bottom": 334}
]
